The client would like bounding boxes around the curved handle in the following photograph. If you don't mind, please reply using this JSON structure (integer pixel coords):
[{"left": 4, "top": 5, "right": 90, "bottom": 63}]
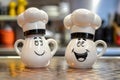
[
  {"left": 47, "top": 39, "right": 58, "bottom": 56},
  {"left": 14, "top": 39, "right": 24, "bottom": 56},
  {"left": 95, "top": 40, "right": 107, "bottom": 58}
]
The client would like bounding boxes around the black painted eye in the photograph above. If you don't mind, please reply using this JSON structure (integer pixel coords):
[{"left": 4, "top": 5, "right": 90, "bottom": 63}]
[
  {"left": 34, "top": 40, "right": 39, "bottom": 46},
  {"left": 40, "top": 40, "right": 43, "bottom": 46},
  {"left": 81, "top": 41, "right": 85, "bottom": 47},
  {"left": 77, "top": 41, "right": 81, "bottom": 47},
  {"left": 86, "top": 49, "right": 89, "bottom": 52},
  {"left": 39, "top": 37, "right": 42, "bottom": 39},
  {"left": 77, "top": 39, "right": 85, "bottom": 47},
  {"left": 34, "top": 37, "right": 37, "bottom": 39}
]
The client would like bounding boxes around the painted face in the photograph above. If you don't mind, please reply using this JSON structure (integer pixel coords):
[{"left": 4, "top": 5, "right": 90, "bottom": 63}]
[
  {"left": 72, "top": 38, "right": 89, "bottom": 62},
  {"left": 33, "top": 36, "right": 45, "bottom": 56}
]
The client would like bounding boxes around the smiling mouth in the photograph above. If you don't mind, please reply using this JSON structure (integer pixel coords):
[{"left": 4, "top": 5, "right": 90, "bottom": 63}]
[
  {"left": 34, "top": 51, "right": 45, "bottom": 56},
  {"left": 72, "top": 49, "right": 88, "bottom": 62}
]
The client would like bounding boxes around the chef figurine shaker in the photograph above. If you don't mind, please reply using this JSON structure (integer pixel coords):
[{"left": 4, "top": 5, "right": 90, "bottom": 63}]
[
  {"left": 64, "top": 9, "right": 107, "bottom": 68},
  {"left": 14, "top": 7, "right": 58, "bottom": 68}
]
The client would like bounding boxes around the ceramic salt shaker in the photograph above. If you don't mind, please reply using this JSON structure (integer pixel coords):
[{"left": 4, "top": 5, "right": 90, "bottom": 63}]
[
  {"left": 14, "top": 7, "right": 58, "bottom": 68},
  {"left": 64, "top": 9, "right": 107, "bottom": 68}
]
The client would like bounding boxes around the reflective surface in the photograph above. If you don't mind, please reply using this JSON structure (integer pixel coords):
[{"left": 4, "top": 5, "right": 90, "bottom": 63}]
[{"left": 0, "top": 57, "right": 120, "bottom": 80}]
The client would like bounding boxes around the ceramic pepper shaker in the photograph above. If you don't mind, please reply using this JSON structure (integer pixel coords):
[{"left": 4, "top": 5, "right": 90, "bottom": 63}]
[
  {"left": 64, "top": 9, "right": 107, "bottom": 68},
  {"left": 14, "top": 7, "right": 58, "bottom": 68}
]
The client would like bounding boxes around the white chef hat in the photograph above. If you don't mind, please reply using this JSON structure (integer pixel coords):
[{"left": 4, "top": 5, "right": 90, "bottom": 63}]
[
  {"left": 64, "top": 9, "right": 101, "bottom": 35},
  {"left": 17, "top": 7, "right": 48, "bottom": 35}
]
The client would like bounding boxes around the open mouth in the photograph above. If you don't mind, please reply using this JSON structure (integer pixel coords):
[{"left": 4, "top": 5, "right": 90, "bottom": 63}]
[
  {"left": 72, "top": 49, "right": 88, "bottom": 62},
  {"left": 34, "top": 51, "right": 45, "bottom": 56}
]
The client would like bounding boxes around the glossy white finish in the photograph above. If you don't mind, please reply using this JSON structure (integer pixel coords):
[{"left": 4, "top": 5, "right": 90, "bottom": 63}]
[
  {"left": 63, "top": 14, "right": 73, "bottom": 29},
  {"left": 17, "top": 7, "right": 48, "bottom": 32},
  {"left": 14, "top": 35, "right": 58, "bottom": 68},
  {"left": 15, "top": 7, "right": 58, "bottom": 68},
  {"left": 24, "top": 7, "right": 48, "bottom": 23},
  {"left": 64, "top": 9, "right": 107, "bottom": 68},
  {"left": 92, "top": 14, "right": 101, "bottom": 29},
  {"left": 23, "top": 21, "right": 45, "bottom": 32},
  {"left": 65, "top": 39, "right": 107, "bottom": 68},
  {"left": 71, "top": 9, "right": 94, "bottom": 27},
  {"left": 71, "top": 25, "right": 95, "bottom": 34},
  {"left": 17, "top": 12, "right": 26, "bottom": 27},
  {"left": 63, "top": 9, "right": 102, "bottom": 34}
]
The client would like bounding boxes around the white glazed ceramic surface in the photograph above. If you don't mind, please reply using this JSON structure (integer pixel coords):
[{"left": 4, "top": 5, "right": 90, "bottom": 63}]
[
  {"left": 64, "top": 9, "right": 107, "bottom": 68},
  {"left": 17, "top": 7, "right": 48, "bottom": 32},
  {"left": 65, "top": 39, "right": 107, "bottom": 68},
  {"left": 14, "top": 35, "right": 58, "bottom": 68},
  {"left": 63, "top": 9, "right": 102, "bottom": 34}
]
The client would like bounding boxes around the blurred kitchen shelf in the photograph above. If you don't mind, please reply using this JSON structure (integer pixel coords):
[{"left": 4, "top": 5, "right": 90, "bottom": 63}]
[
  {"left": 0, "top": 47, "right": 15, "bottom": 52},
  {"left": 0, "top": 15, "right": 17, "bottom": 21},
  {"left": 0, "top": 47, "right": 120, "bottom": 56},
  {"left": 0, "top": 47, "right": 17, "bottom": 56},
  {"left": 49, "top": 16, "right": 64, "bottom": 21},
  {"left": 0, "top": 15, "right": 64, "bottom": 21}
]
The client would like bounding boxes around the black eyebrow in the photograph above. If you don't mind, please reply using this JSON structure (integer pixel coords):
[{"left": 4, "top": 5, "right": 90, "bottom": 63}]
[
  {"left": 39, "top": 37, "right": 42, "bottom": 39},
  {"left": 34, "top": 37, "right": 37, "bottom": 39},
  {"left": 83, "top": 38, "right": 86, "bottom": 41}
]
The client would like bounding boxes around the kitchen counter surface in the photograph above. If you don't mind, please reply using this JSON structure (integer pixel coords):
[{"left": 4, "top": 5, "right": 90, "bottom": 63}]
[{"left": 0, "top": 57, "right": 120, "bottom": 80}]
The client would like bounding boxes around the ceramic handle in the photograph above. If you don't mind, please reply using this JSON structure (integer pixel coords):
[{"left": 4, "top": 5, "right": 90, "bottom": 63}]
[
  {"left": 95, "top": 40, "right": 107, "bottom": 58},
  {"left": 14, "top": 39, "right": 24, "bottom": 56},
  {"left": 47, "top": 39, "right": 58, "bottom": 56}
]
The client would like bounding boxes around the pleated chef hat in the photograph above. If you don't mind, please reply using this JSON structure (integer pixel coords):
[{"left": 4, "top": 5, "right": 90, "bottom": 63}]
[
  {"left": 64, "top": 9, "right": 101, "bottom": 35},
  {"left": 17, "top": 7, "right": 48, "bottom": 32}
]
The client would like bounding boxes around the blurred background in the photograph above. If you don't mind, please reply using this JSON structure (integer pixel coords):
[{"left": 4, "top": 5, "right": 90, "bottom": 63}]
[{"left": 0, "top": 0, "right": 120, "bottom": 56}]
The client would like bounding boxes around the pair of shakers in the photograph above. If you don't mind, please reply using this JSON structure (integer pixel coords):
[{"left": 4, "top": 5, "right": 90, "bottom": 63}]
[{"left": 14, "top": 7, "right": 107, "bottom": 68}]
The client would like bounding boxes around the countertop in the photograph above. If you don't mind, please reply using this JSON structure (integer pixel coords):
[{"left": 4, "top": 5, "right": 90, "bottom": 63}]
[{"left": 0, "top": 57, "right": 120, "bottom": 80}]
